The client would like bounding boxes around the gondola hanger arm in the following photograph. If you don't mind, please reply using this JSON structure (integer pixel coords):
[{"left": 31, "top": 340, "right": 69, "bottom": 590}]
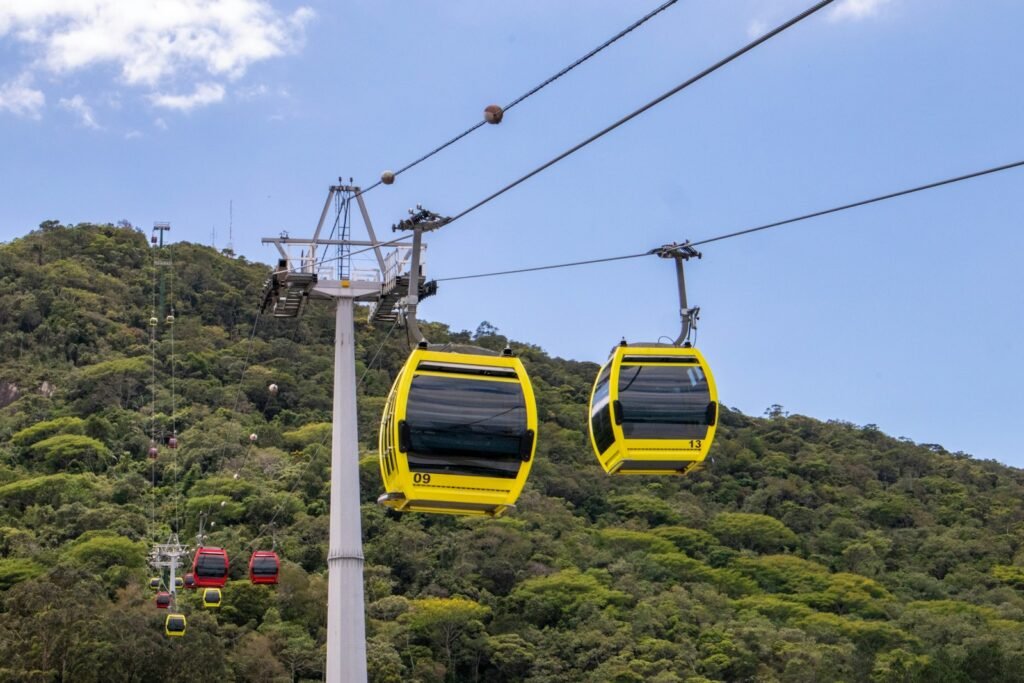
[{"left": 652, "top": 242, "right": 702, "bottom": 346}]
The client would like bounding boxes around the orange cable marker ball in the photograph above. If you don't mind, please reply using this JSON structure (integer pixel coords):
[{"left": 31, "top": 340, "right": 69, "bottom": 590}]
[{"left": 483, "top": 104, "right": 504, "bottom": 124}]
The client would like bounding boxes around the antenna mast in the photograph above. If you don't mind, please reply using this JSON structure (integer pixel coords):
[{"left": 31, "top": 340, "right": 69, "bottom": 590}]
[{"left": 224, "top": 200, "right": 234, "bottom": 256}]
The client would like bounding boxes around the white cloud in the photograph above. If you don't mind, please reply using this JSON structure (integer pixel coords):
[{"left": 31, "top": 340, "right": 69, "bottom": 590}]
[
  {"left": 829, "top": 0, "right": 893, "bottom": 22},
  {"left": 0, "top": 0, "right": 313, "bottom": 111},
  {"left": 0, "top": 72, "right": 45, "bottom": 119},
  {"left": 124, "top": 129, "right": 142, "bottom": 139},
  {"left": 154, "top": 117, "right": 168, "bottom": 129},
  {"left": 237, "top": 83, "right": 290, "bottom": 100},
  {"left": 746, "top": 19, "right": 768, "bottom": 39},
  {"left": 59, "top": 94, "right": 100, "bottom": 128},
  {"left": 241, "top": 83, "right": 269, "bottom": 98},
  {"left": 150, "top": 82, "right": 225, "bottom": 110}
]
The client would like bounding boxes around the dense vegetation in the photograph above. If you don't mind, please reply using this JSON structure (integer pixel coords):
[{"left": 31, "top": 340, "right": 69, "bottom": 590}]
[{"left": 1, "top": 222, "right": 1023, "bottom": 682}]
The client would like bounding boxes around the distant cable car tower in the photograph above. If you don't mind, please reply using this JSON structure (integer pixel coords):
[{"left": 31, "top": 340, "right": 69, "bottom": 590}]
[{"left": 147, "top": 533, "right": 190, "bottom": 628}]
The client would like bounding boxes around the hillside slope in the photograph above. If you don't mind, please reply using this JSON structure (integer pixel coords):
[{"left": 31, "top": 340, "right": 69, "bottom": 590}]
[{"left": 0, "top": 222, "right": 1022, "bottom": 683}]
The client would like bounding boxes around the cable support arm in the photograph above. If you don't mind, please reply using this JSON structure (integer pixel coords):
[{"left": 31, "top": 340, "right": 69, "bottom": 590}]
[{"left": 392, "top": 206, "right": 451, "bottom": 346}]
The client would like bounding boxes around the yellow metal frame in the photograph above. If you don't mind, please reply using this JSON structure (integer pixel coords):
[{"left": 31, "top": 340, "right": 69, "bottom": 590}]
[
  {"left": 202, "top": 587, "right": 222, "bottom": 609},
  {"left": 165, "top": 613, "right": 187, "bottom": 637},
  {"left": 378, "top": 348, "right": 538, "bottom": 516},
  {"left": 588, "top": 345, "right": 718, "bottom": 475}
]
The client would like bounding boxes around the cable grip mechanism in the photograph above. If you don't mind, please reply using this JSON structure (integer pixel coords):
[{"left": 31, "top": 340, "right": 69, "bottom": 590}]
[{"left": 392, "top": 206, "right": 451, "bottom": 346}]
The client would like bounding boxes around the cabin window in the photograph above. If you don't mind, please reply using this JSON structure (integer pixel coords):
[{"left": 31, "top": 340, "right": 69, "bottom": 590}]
[
  {"left": 617, "top": 364, "right": 711, "bottom": 439},
  {"left": 405, "top": 374, "right": 527, "bottom": 478},
  {"left": 195, "top": 554, "right": 226, "bottom": 578},
  {"left": 590, "top": 364, "right": 615, "bottom": 453},
  {"left": 252, "top": 557, "right": 277, "bottom": 576}
]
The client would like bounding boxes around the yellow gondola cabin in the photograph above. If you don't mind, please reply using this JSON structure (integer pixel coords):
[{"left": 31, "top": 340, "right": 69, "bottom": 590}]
[
  {"left": 165, "top": 613, "right": 187, "bottom": 637},
  {"left": 202, "top": 587, "right": 223, "bottom": 609},
  {"left": 378, "top": 346, "right": 538, "bottom": 516},
  {"left": 589, "top": 344, "right": 718, "bottom": 475}
]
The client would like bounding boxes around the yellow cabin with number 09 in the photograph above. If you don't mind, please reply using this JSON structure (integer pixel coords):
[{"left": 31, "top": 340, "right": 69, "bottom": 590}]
[
  {"left": 378, "top": 347, "right": 538, "bottom": 516},
  {"left": 588, "top": 344, "right": 718, "bottom": 475}
]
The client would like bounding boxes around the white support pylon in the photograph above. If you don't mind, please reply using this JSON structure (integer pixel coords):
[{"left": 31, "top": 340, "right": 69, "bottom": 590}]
[
  {"left": 326, "top": 293, "right": 368, "bottom": 682},
  {"left": 262, "top": 183, "right": 418, "bottom": 681}
]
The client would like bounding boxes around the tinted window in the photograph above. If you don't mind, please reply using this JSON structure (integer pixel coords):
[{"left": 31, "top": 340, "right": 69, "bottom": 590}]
[
  {"left": 252, "top": 557, "right": 278, "bottom": 576},
  {"left": 590, "top": 364, "right": 615, "bottom": 454},
  {"left": 618, "top": 364, "right": 711, "bottom": 439},
  {"left": 405, "top": 375, "right": 527, "bottom": 478},
  {"left": 195, "top": 553, "right": 227, "bottom": 578}
]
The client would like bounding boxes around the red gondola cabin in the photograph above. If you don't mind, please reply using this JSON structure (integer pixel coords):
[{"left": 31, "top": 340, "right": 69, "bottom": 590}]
[
  {"left": 183, "top": 573, "right": 196, "bottom": 589},
  {"left": 155, "top": 591, "right": 171, "bottom": 609},
  {"left": 191, "top": 547, "right": 229, "bottom": 588},
  {"left": 248, "top": 551, "right": 280, "bottom": 585}
]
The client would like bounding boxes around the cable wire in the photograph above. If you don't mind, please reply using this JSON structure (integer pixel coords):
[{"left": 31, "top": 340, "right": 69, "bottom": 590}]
[
  {"left": 233, "top": 192, "right": 351, "bottom": 479},
  {"left": 149, "top": 262, "right": 158, "bottom": 538},
  {"left": 445, "top": 0, "right": 836, "bottom": 225},
  {"left": 169, "top": 304, "right": 180, "bottom": 531},
  {"left": 358, "top": 0, "right": 681, "bottom": 195},
  {"left": 434, "top": 159, "right": 1024, "bottom": 282},
  {"left": 295, "top": 0, "right": 836, "bottom": 278},
  {"left": 689, "top": 159, "right": 1024, "bottom": 248},
  {"left": 217, "top": 311, "right": 263, "bottom": 478},
  {"left": 245, "top": 316, "right": 401, "bottom": 552},
  {"left": 438, "top": 251, "right": 650, "bottom": 282}
]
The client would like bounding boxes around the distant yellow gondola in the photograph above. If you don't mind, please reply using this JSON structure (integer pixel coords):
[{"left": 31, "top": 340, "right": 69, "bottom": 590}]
[
  {"left": 202, "top": 587, "right": 223, "bottom": 609},
  {"left": 589, "top": 344, "right": 718, "bottom": 475},
  {"left": 588, "top": 242, "right": 718, "bottom": 475},
  {"left": 378, "top": 346, "right": 538, "bottom": 517},
  {"left": 165, "top": 613, "right": 187, "bottom": 637},
  {"left": 148, "top": 576, "right": 161, "bottom": 590}
]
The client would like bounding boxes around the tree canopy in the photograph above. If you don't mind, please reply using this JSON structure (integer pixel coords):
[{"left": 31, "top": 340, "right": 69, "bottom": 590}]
[{"left": 0, "top": 222, "right": 1022, "bottom": 682}]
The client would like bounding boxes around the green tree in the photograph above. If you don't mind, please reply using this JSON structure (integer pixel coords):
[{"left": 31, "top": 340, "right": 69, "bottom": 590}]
[
  {"left": 400, "top": 597, "right": 490, "bottom": 681},
  {"left": 708, "top": 512, "right": 798, "bottom": 553}
]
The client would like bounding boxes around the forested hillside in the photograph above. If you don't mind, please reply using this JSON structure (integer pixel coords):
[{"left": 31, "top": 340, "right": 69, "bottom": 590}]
[{"left": 1, "top": 222, "right": 1023, "bottom": 683}]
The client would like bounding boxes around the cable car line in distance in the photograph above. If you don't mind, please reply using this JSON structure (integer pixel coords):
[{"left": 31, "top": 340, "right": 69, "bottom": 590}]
[
  {"left": 357, "top": 0, "right": 682, "bottom": 196},
  {"left": 433, "top": 158, "right": 1024, "bottom": 283}
]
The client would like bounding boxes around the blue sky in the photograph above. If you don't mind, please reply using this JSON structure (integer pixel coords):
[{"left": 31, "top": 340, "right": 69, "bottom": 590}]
[{"left": 1, "top": 0, "right": 1022, "bottom": 466}]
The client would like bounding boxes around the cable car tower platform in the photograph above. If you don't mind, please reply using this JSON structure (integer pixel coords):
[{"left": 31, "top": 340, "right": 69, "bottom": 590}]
[
  {"left": 260, "top": 181, "right": 426, "bottom": 682},
  {"left": 148, "top": 533, "right": 190, "bottom": 603}
]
